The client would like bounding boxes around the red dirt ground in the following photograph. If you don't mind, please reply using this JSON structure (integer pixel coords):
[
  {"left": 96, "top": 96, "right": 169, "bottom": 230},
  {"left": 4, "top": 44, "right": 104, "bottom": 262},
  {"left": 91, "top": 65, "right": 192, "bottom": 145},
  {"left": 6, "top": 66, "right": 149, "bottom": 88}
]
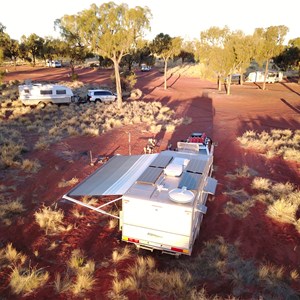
[{"left": 1, "top": 65, "right": 300, "bottom": 299}]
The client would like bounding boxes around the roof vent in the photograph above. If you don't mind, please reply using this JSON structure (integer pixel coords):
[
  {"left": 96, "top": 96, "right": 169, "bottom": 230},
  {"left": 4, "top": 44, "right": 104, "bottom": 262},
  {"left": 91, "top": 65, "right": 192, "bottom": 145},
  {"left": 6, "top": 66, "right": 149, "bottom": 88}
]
[
  {"left": 164, "top": 157, "right": 189, "bottom": 177},
  {"left": 164, "top": 163, "right": 183, "bottom": 177}
]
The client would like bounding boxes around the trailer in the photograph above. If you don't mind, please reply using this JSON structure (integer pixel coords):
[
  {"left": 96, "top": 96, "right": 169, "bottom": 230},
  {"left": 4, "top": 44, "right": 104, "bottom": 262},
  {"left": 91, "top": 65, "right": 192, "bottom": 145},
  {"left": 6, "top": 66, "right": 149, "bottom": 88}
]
[
  {"left": 246, "top": 71, "right": 283, "bottom": 83},
  {"left": 18, "top": 83, "right": 77, "bottom": 106},
  {"left": 63, "top": 133, "right": 217, "bottom": 256}
]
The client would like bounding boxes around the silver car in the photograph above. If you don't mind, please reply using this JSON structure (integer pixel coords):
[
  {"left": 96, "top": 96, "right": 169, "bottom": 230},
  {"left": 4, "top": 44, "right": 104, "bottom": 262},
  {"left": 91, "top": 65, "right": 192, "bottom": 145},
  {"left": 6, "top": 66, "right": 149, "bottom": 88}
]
[{"left": 87, "top": 89, "right": 117, "bottom": 102}]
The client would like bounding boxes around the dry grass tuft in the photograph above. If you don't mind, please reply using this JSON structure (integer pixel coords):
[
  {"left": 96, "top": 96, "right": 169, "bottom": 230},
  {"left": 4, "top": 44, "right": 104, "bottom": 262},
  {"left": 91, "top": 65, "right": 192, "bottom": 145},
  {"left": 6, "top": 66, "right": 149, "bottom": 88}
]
[
  {"left": 34, "top": 204, "right": 72, "bottom": 235},
  {"left": 112, "top": 246, "right": 131, "bottom": 263},
  {"left": 108, "top": 218, "right": 119, "bottom": 229},
  {"left": 223, "top": 188, "right": 249, "bottom": 202},
  {"left": 21, "top": 159, "right": 41, "bottom": 173},
  {"left": 67, "top": 249, "right": 96, "bottom": 295},
  {"left": 0, "top": 243, "right": 27, "bottom": 266},
  {"left": 237, "top": 129, "right": 300, "bottom": 163},
  {"left": 290, "top": 270, "right": 299, "bottom": 281},
  {"left": 266, "top": 198, "right": 298, "bottom": 224},
  {"left": 72, "top": 273, "right": 96, "bottom": 295},
  {"left": 53, "top": 272, "right": 72, "bottom": 294},
  {"left": 0, "top": 197, "right": 25, "bottom": 223},
  {"left": 34, "top": 137, "right": 50, "bottom": 150},
  {"left": 251, "top": 177, "right": 271, "bottom": 191},
  {"left": 226, "top": 165, "right": 258, "bottom": 180},
  {"left": 58, "top": 177, "right": 79, "bottom": 188},
  {"left": 72, "top": 208, "right": 85, "bottom": 218},
  {"left": 252, "top": 179, "right": 300, "bottom": 232},
  {"left": 224, "top": 200, "right": 255, "bottom": 219},
  {"left": 9, "top": 265, "right": 49, "bottom": 295},
  {"left": 81, "top": 196, "right": 98, "bottom": 205}
]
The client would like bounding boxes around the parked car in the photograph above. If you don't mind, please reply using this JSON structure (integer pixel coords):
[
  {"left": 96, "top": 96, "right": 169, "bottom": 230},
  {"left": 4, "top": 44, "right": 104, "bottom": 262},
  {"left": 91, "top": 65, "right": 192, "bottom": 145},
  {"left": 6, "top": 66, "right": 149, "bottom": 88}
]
[
  {"left": 225, "top": 74, "right": 244, "bottom": 84},
  {"left": 87, "top": 89, "right": 117, "bottom": 102},
  {"left": 46, "top": 60, "right": 62, "bottom": 68},
  {"left": 141, "top": 64, "right": 151, "bottom": 72}
]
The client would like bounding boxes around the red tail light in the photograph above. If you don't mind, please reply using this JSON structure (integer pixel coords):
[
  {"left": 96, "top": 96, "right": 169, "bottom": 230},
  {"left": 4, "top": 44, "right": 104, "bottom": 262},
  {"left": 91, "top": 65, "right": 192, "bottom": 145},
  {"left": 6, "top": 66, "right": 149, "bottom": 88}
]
[
  {"left": 171, "top": 247, "right": 184, "bottom": 253},
  {"left": 128, "top": 238, "right": 139, "bottom": 243}
]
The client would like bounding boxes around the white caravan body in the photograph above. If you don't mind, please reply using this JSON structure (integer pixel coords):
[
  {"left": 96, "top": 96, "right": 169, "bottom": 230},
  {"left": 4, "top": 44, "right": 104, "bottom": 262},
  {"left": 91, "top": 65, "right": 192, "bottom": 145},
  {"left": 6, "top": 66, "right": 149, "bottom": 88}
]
[
  {"left": 18, "top": 83, "right": 76, "bottom": 106},
  {"left": 63, "top": 133, "right": 217, "bottom": 256},
  {"left": 246, "top": 71, "right": 283, "bottom": 83}
]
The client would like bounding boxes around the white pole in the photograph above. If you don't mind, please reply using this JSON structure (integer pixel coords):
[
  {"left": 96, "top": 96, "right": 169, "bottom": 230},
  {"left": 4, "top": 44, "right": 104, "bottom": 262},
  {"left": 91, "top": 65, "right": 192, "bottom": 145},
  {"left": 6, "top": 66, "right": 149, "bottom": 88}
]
[
  {"left": 89, "top": 150, "right": 93, "bottom": 166},
  {"left": 128, "top": 132, "right": 131, "bottom": 155},
  {"left": 62, "top": 194, "right": 120, "bottom": 219}
]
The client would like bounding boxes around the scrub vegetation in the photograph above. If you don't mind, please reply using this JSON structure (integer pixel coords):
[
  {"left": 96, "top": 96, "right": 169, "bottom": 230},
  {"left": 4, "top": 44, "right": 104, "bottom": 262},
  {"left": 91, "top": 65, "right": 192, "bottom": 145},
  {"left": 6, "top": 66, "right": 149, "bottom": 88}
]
[
  {"left": 0, "top": 82, "right": 191, "bottom": 172},
  {"left": 237, "top": 129, "right": 300, "bottom": 163},
  {"left": 34, "top": 204, "right": 73, "bottom": 235}
]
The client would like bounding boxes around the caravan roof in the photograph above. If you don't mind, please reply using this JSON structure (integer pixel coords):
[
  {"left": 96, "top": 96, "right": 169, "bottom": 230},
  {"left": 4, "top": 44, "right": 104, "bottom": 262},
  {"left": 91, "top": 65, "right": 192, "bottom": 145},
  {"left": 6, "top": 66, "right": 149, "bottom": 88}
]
[{"left": 66, "top": 148, "right": 216, "bottom": 199}]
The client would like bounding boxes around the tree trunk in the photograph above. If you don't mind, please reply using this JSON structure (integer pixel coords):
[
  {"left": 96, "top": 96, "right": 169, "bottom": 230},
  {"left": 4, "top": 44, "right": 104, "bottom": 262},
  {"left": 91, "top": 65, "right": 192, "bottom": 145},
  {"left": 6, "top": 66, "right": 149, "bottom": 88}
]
[
  {"left": 227, "top": 75, "right": 231, "bottom": 95},
  {"left": 239, "top": 67, "right": 244, "bottom": 85},
  {"left": 298, "top": 61, "right": 300, "bottom": 85},
  {"left": 164, "top": 59, "right": 168, "bottom": 90},
  {"left": 70, "top": 61, "right": 75, "bottom": 76},
  {"left": 217, "top": 75, "right": 222, "bottom": 91},
  {"left": 114, "top": 60, "right": 123, "bottom": 109},
  {"left": 262, "top": 59, "right": 269, "bottom": 90}
]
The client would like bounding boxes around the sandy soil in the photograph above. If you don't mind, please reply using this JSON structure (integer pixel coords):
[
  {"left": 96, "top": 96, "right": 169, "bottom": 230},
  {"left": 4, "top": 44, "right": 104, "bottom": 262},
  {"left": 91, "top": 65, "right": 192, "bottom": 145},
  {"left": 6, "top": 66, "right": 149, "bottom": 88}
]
[{"left": 0, "top": 65, "right": 300, "bottom": 299}]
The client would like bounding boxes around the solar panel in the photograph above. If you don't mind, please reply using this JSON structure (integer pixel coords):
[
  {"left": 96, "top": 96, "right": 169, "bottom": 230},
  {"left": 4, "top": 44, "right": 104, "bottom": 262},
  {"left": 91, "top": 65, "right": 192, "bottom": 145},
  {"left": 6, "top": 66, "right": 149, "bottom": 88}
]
[
  {"left": 150, "top": 155, "right": 173, "bottom": 168},
  {"left": 186, "top": 159, "right": 206, "bottom": 174},
  {"left": 178, "top": 172, "right": 202, "bottom": 190},
  {"left": 137, "top": 167, "right": 163, "bottom": 185}
]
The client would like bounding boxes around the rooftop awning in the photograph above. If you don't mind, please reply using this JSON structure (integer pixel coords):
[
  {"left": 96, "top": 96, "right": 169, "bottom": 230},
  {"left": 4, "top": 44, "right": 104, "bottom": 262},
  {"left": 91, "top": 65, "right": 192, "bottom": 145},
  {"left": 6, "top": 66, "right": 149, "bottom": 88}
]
[{"left": 67, "top": 154, "right": 158, "bottom": 196}]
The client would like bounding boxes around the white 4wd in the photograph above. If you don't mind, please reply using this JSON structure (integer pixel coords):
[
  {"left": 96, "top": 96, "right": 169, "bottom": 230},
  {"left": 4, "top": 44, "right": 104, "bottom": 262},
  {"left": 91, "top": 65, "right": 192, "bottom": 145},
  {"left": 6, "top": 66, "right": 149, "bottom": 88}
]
[{"left": 87, "top": 90, "right": 117, "bottom": 102}]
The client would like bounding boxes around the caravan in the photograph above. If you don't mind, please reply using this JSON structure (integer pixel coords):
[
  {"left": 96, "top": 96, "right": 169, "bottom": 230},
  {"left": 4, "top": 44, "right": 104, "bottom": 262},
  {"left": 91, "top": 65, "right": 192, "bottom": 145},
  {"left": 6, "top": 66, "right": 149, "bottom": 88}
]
[
  {"left": 246, "top": 71, "right": 283, "bottom": 83},
  {"left": 18, "top": 83, "right": 77, "bottom": 106},
  {"left": 63, "top": 132, "right": 217, "bottom": 256}
]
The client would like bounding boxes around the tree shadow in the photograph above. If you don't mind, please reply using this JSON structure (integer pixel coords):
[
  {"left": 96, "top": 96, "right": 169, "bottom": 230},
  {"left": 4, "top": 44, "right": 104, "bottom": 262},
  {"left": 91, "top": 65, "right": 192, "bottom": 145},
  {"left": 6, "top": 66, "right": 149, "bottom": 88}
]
[
  {"left": 280, "top": 98, "right": 300, "bottom": 113},
  {"left": 280, "top": 82, "right": 300, "bottom": 96}
]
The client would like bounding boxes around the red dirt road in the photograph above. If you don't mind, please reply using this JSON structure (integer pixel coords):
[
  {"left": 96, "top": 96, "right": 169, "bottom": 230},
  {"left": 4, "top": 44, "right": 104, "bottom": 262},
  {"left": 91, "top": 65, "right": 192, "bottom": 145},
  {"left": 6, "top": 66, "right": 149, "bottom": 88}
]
[{"left": 1, "top": 66, "right": 300, "bottom": 299}]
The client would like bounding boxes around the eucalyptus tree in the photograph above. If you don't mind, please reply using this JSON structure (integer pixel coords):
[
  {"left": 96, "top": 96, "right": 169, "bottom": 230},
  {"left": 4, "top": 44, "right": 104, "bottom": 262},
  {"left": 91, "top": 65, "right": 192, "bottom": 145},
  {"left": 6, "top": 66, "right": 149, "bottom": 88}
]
[
  {"left": 151, "top": 33, "right": 182, "bottom": 90},
  {"left": 0, "top": 23, "right": 5, "bottom": 34},
  {"left": 55, "top": 16, "right": 90, "bottom": 79},
  {"left": 0, "top": 23, "right": 6, "bottom": 65},
  {"left": 2, "top": 35, "right": 20, "bottom": 68},
  {"left": 274, "top": 37, "right": 300, "bottom": 83},
  {"left": 61, "top": 2, "right": 151, "bottom": 108},
  {"left": 197, "top": 26, "right": 230, "bottom": 91},
  {"left": 137, "top": 41, "right": 155, "bottom": 67},
  {"left": 178, "top": 40, "right": 196, "bottom": 64},
  {"left": 20, "top": 34, "right": 44, "bottom": 66},
  {"left": 42, "top": 37, "right": 62, "bottom": 63},
  {"left": 0, "top": 30, "right": 26, "bottom": 68},
  {"left": 223, "top": 31, "right": 255, "bottom": 94},
  {"left": 253, "top": 25, "right": 288, "bottom": 90},
  {"left": 121, "top": 39, "right": 150, "bottom": 71}
]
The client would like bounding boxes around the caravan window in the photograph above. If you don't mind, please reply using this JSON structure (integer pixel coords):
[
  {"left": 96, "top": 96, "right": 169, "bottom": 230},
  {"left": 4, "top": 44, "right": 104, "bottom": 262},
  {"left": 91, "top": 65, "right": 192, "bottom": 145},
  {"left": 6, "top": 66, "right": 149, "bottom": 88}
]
[
  {"left": 40, "top": 90, "right": 53, "bottom": 95},
  {"left": 56, "top": 89, "right": 67, "bottom": 95},
  {"left": 94, "top": 91, "right": 112, "bottom": 96},
  {"left": 24, "top": 89, "right": 30, "bottom": 93}
]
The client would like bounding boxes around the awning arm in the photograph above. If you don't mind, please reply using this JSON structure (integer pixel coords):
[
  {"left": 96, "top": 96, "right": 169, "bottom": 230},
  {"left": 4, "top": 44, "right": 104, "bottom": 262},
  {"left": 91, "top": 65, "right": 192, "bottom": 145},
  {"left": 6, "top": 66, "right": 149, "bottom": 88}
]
[
  {"left": 96, "top": 196, "right": 122, "bottom": 210},
  {"left": 62, "top": 194, "right": 120, "bottom": 219}
]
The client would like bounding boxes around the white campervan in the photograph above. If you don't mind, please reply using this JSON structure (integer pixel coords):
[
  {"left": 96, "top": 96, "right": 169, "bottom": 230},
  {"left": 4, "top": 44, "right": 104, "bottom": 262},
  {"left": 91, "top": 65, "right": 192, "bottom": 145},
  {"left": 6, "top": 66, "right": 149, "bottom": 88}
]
[
  {"left": 246, "top": 71, "right": 283, "bottom": 83},
  {"left": 18, "top": 83, "right": 77, "bottom": 106},
  {"left": 63, "top": 132, "right": 217, "bottom": 256}
]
